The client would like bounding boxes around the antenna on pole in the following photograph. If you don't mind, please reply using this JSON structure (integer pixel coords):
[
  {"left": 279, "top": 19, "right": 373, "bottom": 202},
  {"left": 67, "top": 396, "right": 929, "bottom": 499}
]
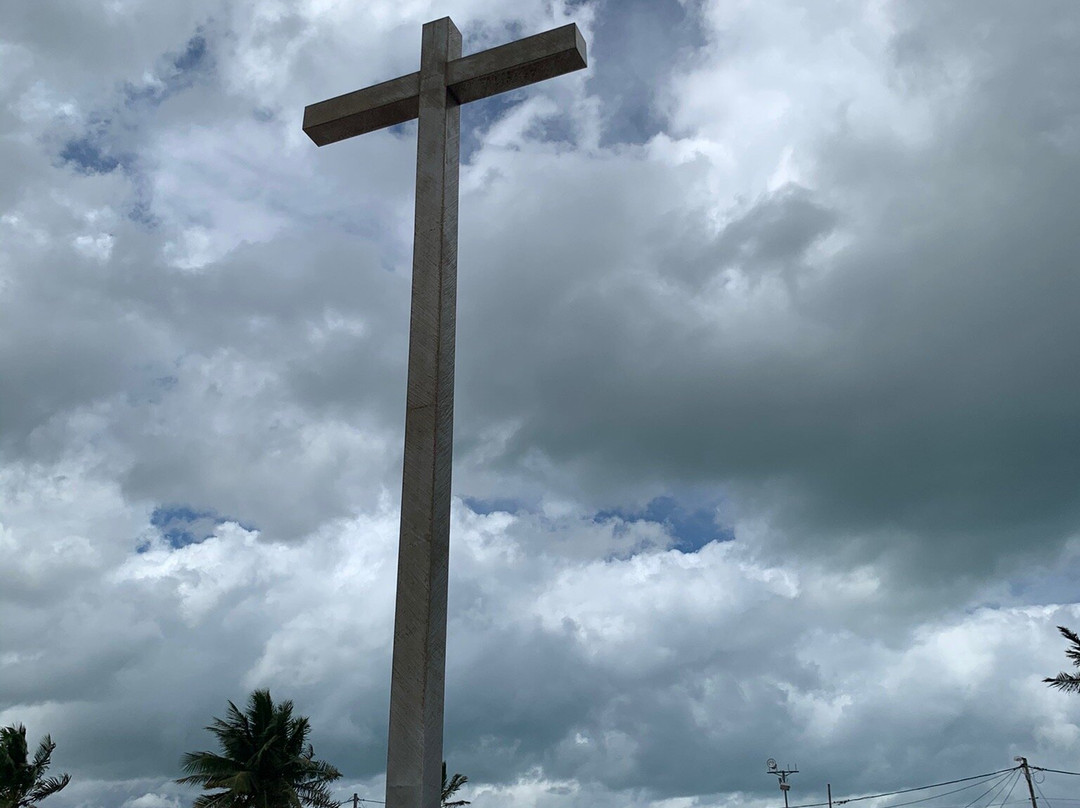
[{"left": 766, "top": 758, "right": 799, "bottom": 808}]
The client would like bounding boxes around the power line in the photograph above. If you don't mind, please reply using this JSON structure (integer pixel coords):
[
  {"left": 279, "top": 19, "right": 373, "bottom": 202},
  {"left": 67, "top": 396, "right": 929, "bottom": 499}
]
[
  {"left": 1033, "top": 780, "right": 1053, "bottom": 808},
  {"left": 961, "top": 770, "right": 1021, "bottom": 808},
  {"left": 963, "top": 769, "right": 1019, "bottom": 808},
  {"left": 338, "top": 762, "right": 1067, "bottom": 808},
  {"left": 784, "top": 760, "right": 1080, "bottom": 808},
  {"left": 995, "top": 770, "right": 1023, "bottom": 808},
  {"left": 925, "top": 802, "right": 1042, "bottom": 808},
  {"left": 1031, "top": 767, "right": 1080, "bottom": 777},
  {"left": 852, "top": 769, "right": 1017, "bottom": 808},
  {"left": 917, "top": 802, "right": 1035, "bottom": 808},
  {"left": 826, "top": 767, "right": 1020, "bottom": 806}
]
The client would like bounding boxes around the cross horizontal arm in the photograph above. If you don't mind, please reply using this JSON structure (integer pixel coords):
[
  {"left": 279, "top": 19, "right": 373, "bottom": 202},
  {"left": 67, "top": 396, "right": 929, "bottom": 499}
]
[
  {"left": 446, "top": 23, "right": 586, "bottom": 105},
  {"left": 303, "top": 22, "right": 586, "bottom": 146},
  {"left": 303, "top": 71, "right": 420, "bottom": 147}
]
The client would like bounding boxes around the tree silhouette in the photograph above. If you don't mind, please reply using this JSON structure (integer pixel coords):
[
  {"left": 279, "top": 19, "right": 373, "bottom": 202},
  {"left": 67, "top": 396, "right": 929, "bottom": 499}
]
[
  {"left": 1044, "top": 625, "right": 1080, "bottom": 693},
  {"left": 441, "top": 762, "right": 469, "bottom": 808},
  {"left": 0, "top": 723, "right": 71, "bottom": 808},
  {"left": 178, "top": 689, "right": 342, "bottom": 808}
]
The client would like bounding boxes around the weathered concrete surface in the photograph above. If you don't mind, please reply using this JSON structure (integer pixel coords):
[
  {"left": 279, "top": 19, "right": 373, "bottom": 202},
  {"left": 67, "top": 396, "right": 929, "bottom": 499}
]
[
  {"left": 447, "top": 23, "right": 585, "bottom": 104},
  {"left": 303, "top": 16, "right": 587, "bottom": 808},
  {"left": 303, "top": 23, "right": 586, "bottom": 145},
  {"left": 385, "top": 18, "right": 460, "bottom": 808},
  {"left": 303, "top": 72, "right": 421, "bottom": 146}
]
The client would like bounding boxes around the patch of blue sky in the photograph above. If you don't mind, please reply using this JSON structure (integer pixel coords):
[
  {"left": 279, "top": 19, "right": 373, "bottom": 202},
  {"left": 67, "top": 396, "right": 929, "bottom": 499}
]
[
  {"left": 60, "top": 31, "right": 211, "bottom": 182},
  {"left": 366, "top": 38, "right": 576, "bottom": 164},
  {"left": 461, "top": 496, "right": 527, "bottom": 516},
  {"left": 448, "top": 1, "right": 706, "bottom": 157},
  {"left": 460, "top": 16, "right": 526, "bottom": 57},
  {"left": 1007, "top": 563, "right": 1080, "bottom": 606},
  {"left": 59, "top": 134, "right": 124, "bottom": 175},
  {"left": 588, "top": 0, "right": 707, "bottom": 146},
  {"left": 143, "top": 504, "right": 256, "bottom": 551},
  {"left": 594, "top": 495, "right": 731, "bottom": 553},
  {"left": 173, "top": 35, "right": 207, "bottom": 73},
  {"left": 122, "top": 32, "right": 210, "bottom": 109},
  {"left": 461, "top": 90, "right": 526, "bottom": 163},
  {"left": 378, "top": 92, "right": 528, "bottom": 166},
  {"left": 386, "top": 120, "right": 418, "bottom": 141}
]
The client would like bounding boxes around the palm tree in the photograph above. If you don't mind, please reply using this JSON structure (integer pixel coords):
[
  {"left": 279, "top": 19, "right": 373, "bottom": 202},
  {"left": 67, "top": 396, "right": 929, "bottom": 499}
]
[
  {"left": 177, "top": 689, "right": 342, "bottom": 808},
  {"left": 441, "top": 762, "right": 469, "bottom": 808},
  {"left": 0, "top": 723, "right": 71, "bottom": 808},
  {"left": 1044, "top": 625, "right": 1080, "bottom": 692}
]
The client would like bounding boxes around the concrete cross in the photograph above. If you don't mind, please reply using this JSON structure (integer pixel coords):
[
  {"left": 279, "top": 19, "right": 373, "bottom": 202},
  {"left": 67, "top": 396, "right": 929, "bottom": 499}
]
[{"left": 303, "top": 18, "right": 587, "bottom": 808}]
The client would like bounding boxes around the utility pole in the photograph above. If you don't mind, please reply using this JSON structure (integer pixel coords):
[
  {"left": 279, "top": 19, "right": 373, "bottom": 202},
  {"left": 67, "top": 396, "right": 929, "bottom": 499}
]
[
  {"left": 353, "top": 794, "right": 360, "bottom": 808},
  {"left": 766, "top": 759, "right": 799, "bottom": 808},
  {"left": 827, "top": 783, "right": 832, "bottom": 808},
  {"left": 1015, "top": 757, "right": 1038, "bottom": 808}
]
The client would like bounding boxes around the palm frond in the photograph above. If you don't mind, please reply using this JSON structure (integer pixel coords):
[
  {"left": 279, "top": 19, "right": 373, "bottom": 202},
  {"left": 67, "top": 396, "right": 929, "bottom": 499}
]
[
  {"left": 441, "top": 762, "right": 470, "bottom": 808},
  {"left": 1044, "top": 671, "right": 1080, "bottom": 693},
  {"left": 0, "top": 723, "right": 70, "bottom": 808},
  {"left": 294, "top": 781, "right": 338, "bottom": 808},
  {"left": 1058, "top": 625, "right": 1080, "bottom": 665},
  {"left": 180, "top": 751, "right": 244, "bottom": 778},
  {"left": 26, "top": 773, "right": 72, "bottom": 803},
  {"left": 1046, "top": 626, "right": 1080, "bottom": 694},
  {"left": 299, "top": 756, "right": 341, "bottom": 780},
  {"left": 191, "top": 789, "right": 243, "bottom": 808},
  {"left": 29, "top": 735, "right": 56, "bottom": 773}
]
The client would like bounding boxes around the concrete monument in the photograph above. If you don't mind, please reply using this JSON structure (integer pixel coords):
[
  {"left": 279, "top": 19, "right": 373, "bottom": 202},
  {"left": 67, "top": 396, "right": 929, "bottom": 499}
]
[{"left": 303, "top": 18, "right": 587, "bottom": 808}]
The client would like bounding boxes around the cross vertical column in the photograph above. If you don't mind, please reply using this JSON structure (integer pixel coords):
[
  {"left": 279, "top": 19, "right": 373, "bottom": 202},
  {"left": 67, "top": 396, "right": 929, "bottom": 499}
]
[
  {"left": 303, "top": 16, "right": 585, "bottom": 808},
  {"left": 385, "top": 17, "right": 462, "bottom": 808}
]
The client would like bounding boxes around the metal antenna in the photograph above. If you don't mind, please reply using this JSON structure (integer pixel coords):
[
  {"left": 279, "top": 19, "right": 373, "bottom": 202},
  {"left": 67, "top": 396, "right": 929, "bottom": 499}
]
[{"left": 766, "top": 758, "right": 799, "bottom": 808}]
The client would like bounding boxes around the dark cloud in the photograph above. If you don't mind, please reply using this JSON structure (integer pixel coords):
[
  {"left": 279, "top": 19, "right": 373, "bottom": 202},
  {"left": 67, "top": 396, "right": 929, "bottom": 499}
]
[
  {"left": 714, "top": 185, "right": 837, "bottom": 271},
  {"left": 447, "top": 0, "right": 1080, "bottom": 585}
]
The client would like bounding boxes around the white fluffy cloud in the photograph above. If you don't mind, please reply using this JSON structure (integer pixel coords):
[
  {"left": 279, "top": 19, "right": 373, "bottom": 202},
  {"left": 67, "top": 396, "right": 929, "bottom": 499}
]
[{"left": 3, "top": 1, "right": 1080, "bottom": 807}]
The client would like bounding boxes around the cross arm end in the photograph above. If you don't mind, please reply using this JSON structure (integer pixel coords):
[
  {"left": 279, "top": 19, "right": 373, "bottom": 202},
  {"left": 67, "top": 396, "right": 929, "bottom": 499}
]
[
  {"left": 447, "top": 23, "right": 587, "bottom": 105},
  {"left": 303, "top": 71, "right": 422, "bottom": 146}
]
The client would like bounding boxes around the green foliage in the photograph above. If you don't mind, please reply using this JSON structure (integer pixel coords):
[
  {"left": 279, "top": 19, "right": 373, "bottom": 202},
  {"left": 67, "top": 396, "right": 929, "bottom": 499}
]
[
  {"left": 0, "top": 723, "right": 71, "bottom": 808},
  {"left": 177, "top": 689, "right": 342, "bottom": 808},
  {"left": 441, "top": 762, "right": 469, "bottom": 808},
  {"left": 1044, "top": 625, "right": 1080, "bottom": 693}
]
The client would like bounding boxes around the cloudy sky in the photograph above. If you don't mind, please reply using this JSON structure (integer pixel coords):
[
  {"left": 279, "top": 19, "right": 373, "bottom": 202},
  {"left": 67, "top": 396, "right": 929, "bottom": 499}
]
[{"left": 3, "top": 1, "right": 1080, "bottom": 807}]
